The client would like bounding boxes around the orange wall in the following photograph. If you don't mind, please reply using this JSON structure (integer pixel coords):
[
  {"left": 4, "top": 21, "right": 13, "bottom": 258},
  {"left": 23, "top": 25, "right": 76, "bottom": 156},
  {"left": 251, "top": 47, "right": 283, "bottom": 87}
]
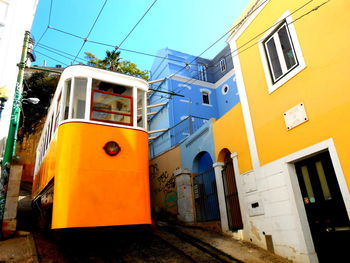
[
  {"left": 213, "top": 103, "right": 252, "bottom": 173},
  {"left": 149, "top": 146, "right": 181, "bottom": 216},
  {"left": 235, "top": 0, "right": 350, "bottom": 188}
]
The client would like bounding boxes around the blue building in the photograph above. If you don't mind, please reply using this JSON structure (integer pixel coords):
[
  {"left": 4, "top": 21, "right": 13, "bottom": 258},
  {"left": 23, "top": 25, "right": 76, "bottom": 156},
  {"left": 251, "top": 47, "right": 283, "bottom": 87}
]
[{"left": 149, "top": 46, "right": 239, "bottom": 157}]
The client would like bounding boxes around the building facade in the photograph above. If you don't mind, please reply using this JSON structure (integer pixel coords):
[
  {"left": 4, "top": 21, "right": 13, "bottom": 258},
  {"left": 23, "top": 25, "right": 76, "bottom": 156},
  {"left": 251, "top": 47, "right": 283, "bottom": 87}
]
[
  {"left": 149, "top": 1, "right": 350, "bottom": 262},
  {"left": 223, "top": 0, "right": 350, "bottom": 262},
  {"left": 0, "top": 0, "right": 39, "bottom": 155}
]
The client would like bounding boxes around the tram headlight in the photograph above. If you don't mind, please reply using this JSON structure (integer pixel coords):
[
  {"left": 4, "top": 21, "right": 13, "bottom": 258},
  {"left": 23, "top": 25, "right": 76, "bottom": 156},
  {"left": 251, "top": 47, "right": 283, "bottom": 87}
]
[{"left": 103, "top": 141, "right": 121, "bottom": 156}]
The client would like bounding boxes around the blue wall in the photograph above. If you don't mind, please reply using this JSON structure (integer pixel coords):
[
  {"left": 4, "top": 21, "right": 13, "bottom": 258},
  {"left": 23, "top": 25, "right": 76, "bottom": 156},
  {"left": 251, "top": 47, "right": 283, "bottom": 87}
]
[
  {"left": 215, "top": 74, "right": 239, "bottom": 118},
  {"left": 180, "top": 119, "right": 216, "bottom": 172},
  {"left": 149, "top": 47, "right": 240, "bottom": 159}
]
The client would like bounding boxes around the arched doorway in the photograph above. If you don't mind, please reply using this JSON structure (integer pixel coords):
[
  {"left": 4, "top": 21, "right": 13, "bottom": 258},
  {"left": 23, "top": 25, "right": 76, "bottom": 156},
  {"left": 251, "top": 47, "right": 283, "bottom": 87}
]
[
  {"left": 193, "top": 152, "right": 220, "bottom": 222},
  {"left": 221, "top": 150, "right": 243, "bottom": 230}
]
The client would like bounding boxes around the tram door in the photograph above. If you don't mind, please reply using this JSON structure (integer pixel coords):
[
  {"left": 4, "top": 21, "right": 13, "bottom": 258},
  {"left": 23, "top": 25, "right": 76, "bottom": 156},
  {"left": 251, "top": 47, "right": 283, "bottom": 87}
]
[
  {"left": 295, "top": 151, "right": 350, "bottom": 263},
  {"left": 222, "top": 154, "right": 243, "bottom": 231}
]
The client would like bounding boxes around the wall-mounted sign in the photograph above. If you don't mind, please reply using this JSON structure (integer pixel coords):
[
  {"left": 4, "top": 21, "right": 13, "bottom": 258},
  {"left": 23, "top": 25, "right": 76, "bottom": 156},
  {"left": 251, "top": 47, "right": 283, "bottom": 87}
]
[{"left": 283, "top": 103, "right": 308, "bottom": 130}]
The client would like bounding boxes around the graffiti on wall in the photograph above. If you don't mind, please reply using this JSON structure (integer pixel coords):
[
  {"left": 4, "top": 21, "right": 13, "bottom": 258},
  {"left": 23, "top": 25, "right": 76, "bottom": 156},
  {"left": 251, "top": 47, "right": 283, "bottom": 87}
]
[{"left": 149, "top": 163, "right": 178, "bottom": 211}]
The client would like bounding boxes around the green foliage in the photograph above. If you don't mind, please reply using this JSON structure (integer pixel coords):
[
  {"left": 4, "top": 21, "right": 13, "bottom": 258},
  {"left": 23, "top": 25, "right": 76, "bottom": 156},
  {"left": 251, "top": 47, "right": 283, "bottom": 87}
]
[
  {"left": 84, "top": 50, "right": 149, "bottom": 80},
  {"left": 20, "top": 72, "right": 59, "bottom": 138}
]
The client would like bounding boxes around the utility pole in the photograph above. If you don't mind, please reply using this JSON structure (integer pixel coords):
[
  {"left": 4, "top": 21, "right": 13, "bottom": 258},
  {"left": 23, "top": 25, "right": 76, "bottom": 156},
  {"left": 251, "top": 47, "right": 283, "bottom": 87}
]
[{"left": 0, "top": 31, "right": 31, "bottom": 228}]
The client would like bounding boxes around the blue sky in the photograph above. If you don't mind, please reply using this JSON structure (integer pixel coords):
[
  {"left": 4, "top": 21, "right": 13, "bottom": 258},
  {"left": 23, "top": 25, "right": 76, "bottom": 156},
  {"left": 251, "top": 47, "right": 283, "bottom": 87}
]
[{"left": 32, "top": 0, "right": 251, "bottom": 72}]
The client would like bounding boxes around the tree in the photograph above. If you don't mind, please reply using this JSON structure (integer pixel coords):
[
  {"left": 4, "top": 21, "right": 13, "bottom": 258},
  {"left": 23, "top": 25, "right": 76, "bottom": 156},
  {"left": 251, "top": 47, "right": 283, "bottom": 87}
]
[
  {"left": 19, "top": 71, "right": 59, "bottom": 138},
  {"left": 102, "top": 50, "right": 121, "bottom": 71},
  {"left": 84, "top": 50, "right": 149, "bottom": 80}
]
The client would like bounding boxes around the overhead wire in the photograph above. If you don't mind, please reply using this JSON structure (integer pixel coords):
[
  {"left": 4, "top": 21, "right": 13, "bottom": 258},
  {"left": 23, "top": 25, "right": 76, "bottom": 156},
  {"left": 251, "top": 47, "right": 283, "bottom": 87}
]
[
  {"left": 36, "top": 44, "right": 87, "bottom": 63},
  {"left": 72, "top": 0, "right": 108, "bottom": 64},
  {"left": 37, "top": 43, "right": 88, "bottom": 62},
  {"left": 34, "top": 0, "right": 54, "bottom": 49},
  {"left": 116, "top": 0, "right": 159, "bottom": 50},
  {"left": 172, "top": 0, "right": 322, "bottom": 95},
  {"left": 34, "top": 50, "right": 69, "bottom": 66}
]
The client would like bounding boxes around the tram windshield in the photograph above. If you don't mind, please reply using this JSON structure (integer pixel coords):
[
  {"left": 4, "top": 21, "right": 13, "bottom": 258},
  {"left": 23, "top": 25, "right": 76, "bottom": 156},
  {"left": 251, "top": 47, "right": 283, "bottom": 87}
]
[{"left": 91, "top": 79, "right": 133, "bottom": 125}]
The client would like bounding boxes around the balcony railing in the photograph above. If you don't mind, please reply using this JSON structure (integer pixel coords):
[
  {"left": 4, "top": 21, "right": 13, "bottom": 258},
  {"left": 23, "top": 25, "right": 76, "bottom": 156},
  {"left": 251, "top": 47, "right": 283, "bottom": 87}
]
[{"left": 149, "top": 115, "right": 209, "bottom": 158}]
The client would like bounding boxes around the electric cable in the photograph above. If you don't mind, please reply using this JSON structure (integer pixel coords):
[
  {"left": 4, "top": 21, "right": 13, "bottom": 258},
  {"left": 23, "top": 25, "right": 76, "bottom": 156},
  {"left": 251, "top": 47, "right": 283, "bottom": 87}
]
[
  {"left": 72, "top": 0, "right": 108, "bottom": 64},
  {"left": 172, "top": 0, "right": 325, "bottom": 95},
  {"left": 116, "top": 0, "right": 159, "bottom": 50},
  {"left": 34, "top": 0, "right": 54, "bottom": 48},
  {"left": 34, "top": 50, "right": 69, "bottom": 66}
]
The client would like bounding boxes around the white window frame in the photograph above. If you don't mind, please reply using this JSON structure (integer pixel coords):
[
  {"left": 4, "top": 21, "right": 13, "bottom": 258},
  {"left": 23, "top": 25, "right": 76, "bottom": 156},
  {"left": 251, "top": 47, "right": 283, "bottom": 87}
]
[
  {"left": 198, "top": 64, "right": 207, "bottom": 81},
  {"left": 200, "top": 88, "right": 211, "bottom": 105},
  {"left": 259, "top": 11, "right": 306, "bottom": 94},
  {"left": 220, "top": 58, "right": 226, "bottom": 72},
  {"left": 221, "top": 84, "right": 229, "bottom": 95}
]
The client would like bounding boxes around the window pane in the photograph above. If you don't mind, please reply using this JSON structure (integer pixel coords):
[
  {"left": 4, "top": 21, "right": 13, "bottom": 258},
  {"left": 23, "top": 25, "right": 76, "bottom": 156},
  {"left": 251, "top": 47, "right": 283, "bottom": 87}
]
[
  {"left": 91, "top": 90, "right": 132, "bottom": 125},
  {"left": 63, "top": 79, "right": 71, "bottom": 120},
  {"left": 72, "top": 78, "right": 87, "bottom": 119},
  {"left": 315, "top": 161, "right": 332, "bottom": 200},
  {"left": 202, "top": 92, "right": 209, "bottom": 104},
  {"left": 137, "top": 90, "right": 145, "bottom": 128},
  {"left": 278, "top": 26, "right": 297, "bottom": 70},
  {"left": 266, "top": 38, "right": 283, "bottom": 80},
  {"left": 301, "top": 165, "right": 315, "bottom": 202}
]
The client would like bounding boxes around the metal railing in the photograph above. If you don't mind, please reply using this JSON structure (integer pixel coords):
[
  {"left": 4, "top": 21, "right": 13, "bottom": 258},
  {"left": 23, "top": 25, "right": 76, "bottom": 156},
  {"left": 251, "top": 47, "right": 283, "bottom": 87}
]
[{"left": 149, "top": 115, "right": 209, "bottom": 158}]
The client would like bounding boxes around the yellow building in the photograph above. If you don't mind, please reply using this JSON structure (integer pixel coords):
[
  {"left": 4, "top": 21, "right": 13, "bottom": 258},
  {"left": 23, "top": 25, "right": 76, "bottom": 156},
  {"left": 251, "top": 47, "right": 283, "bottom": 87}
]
[{"left": 212, "top": 0, "right": 350, "bottom": 262}]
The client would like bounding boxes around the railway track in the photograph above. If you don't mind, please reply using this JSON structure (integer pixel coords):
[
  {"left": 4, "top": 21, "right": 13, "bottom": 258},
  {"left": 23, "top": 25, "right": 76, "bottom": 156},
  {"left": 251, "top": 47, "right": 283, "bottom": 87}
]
[{"left": 153, "top": 223, "right": 243, "bottom": 263}]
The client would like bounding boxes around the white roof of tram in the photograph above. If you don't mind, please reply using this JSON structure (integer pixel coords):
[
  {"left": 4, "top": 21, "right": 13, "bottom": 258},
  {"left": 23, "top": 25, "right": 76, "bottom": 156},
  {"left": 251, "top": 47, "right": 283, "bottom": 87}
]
[{"left": 59, "top": 65, "right": 149, "bottom": 92}]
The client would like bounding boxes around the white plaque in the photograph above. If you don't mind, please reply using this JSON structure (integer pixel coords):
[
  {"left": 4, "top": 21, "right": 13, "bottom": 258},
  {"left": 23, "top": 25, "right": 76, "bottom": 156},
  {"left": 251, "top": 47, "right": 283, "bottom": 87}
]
[{"left": 283, "top": 103, "right": 308, "bottom": 130}]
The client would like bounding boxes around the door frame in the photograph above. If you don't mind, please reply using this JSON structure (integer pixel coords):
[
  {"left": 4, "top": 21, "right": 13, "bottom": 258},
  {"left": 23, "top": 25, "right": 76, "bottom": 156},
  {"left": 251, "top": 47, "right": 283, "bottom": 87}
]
[{"left": 283, "top": 138, "right": 350, "bottom": 262}]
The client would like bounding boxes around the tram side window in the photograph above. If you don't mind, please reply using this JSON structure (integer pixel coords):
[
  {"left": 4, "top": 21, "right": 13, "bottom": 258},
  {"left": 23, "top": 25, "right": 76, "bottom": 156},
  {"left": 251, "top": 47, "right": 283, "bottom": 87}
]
[
  {"left": 137, "top": 90, "right": 145, "bottom": 128},
  {"left": 63, "top": 79, "right": 71, "bottom": 120},
  {"left": 72, "top": 77, "right": 87, "bottom": 119},
  {"left": 91, "top": 79, "right": 133, "bottom": 125}
]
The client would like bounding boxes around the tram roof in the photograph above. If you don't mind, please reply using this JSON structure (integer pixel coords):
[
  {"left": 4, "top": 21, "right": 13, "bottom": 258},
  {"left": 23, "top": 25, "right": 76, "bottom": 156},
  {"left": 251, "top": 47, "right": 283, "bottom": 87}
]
[{"left": 59, "top": 65, "right": 149, "bottom": 91}]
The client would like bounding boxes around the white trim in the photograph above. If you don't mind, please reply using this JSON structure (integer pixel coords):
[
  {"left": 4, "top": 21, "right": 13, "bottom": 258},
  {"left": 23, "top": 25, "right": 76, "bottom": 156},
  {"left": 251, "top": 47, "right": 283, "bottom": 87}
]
[
  {"left": 171, "top": 75, "right": 214, "bottom": 88},
  {"left": 214, "top": 68, "right": 235, "bottom": 87},
  {"left": 202, "top": 103, "right": 213, "bottom": 107},
  {"left": 230, "top": 40, "right": 260, "bottom": 170},
  {"left": 281, "top": 138, "right": 350, "bottom": 262},
  {"left": 213, "top": 162, "right": 230, "bottom": 232},
  {"left": 178, "top": 83, "right": 192, "bottom": 90},
  {"left": 132, "top": 86, "right": 137, "bottom": 127},
  {"left": 221, "top": 84, "right": 229, "bottom": 95},
  {"left": 231, "top": 152, "right": 246, "bottom": 240},
  {"left": 258, "top": 11, "right": 306, "bottom": 94},
  {"left": 227, "top": 0, "right": 270, "bottom": 43},
  {"left": 199, "top": 88, "right": 212, "bottom": 95},
  {"left": 84, "top": 77, "right": 92, "bottom": 120},
  {"left": 220, "top": 58, "right": 227, "bottom": 72},
  {"left": 283, "top": 138, "right": 350, "bottom": 219}
]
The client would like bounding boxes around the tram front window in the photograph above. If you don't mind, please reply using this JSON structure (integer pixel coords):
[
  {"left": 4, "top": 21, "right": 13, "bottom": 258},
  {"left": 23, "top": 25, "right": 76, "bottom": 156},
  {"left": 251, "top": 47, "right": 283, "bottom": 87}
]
[
  {"left": 91, "top": 79, "right": 133, "bottom": 125},
  {"left": 72, "top": 78, "right": 87, "bottom": 119}
]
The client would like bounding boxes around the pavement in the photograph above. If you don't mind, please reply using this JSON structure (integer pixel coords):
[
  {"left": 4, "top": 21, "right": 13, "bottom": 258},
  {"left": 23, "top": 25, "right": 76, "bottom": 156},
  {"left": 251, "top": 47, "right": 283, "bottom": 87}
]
[
  {"left": 0, "top": 225, "right": 291, "bottom": 263},
  {"left": 0, "top": 232, "right": 38, "bottom": 263},
  {"left": 166, "top": 223, "right": 292, "bottom": 263}
]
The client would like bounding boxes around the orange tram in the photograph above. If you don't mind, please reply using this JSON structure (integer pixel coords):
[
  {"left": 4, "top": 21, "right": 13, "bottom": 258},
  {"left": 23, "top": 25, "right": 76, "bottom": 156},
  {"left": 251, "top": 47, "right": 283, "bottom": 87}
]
[{"left": 32, "top": 65, "right": 151, "bottom": 229}]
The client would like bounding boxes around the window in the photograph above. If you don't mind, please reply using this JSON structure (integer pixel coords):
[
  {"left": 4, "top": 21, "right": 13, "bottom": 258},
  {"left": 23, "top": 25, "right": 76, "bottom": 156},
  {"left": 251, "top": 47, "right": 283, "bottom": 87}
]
[
  {"left": 198, "top": 64, "right": 207, "bottom": 81},
  {"left": 63, "top": 79, "right": 71, "bottom": 120},
  {"left": 222, "top": 84, "right": 229, "bottom": 95},
  {"left": 72, "top": 77, "right": 87, "bottom": 119},
  {"left": 137, "top": 90, "right": 146, "bottom": 128},
  {"left": 260, "top": 12, "right": 306, "bottom": 93},
  {"left": 202, "top": 91, "right": 210, "bottom": 105},
  {"left": 220, "top": 58, "right": 226, "bottom": 72},
  {"left": 91, "top": 79, "right": 133, "bottom": 125},
  {"left": 264, "top": 21, "right": 298, "bottom": 83}
]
